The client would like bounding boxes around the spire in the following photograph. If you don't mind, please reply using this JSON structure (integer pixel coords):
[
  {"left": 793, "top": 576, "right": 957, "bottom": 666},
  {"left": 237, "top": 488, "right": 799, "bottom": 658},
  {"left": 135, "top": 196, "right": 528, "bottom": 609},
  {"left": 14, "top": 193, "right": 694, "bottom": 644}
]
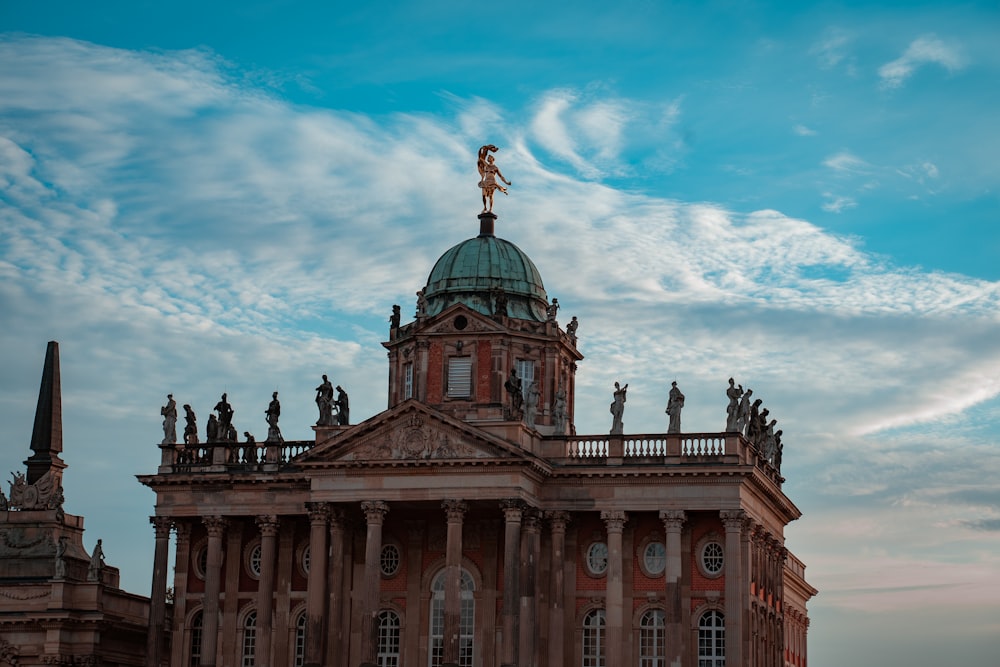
[{"left": 25, "top": 340, "right": 66, "bottom": 484}]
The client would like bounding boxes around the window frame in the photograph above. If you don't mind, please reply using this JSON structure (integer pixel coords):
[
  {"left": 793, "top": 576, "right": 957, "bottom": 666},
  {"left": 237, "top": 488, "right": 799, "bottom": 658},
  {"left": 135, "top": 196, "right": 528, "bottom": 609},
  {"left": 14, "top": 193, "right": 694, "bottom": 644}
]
[{"left": 446, "top": 356, "right": 473, "bottom": 399}]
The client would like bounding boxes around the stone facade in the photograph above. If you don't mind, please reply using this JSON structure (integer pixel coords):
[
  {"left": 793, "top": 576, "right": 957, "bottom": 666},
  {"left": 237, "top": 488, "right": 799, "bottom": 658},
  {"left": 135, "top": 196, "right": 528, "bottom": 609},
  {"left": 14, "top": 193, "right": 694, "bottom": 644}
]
[{"left": 139, "top": 214, "right": 816, "bottom": 667}]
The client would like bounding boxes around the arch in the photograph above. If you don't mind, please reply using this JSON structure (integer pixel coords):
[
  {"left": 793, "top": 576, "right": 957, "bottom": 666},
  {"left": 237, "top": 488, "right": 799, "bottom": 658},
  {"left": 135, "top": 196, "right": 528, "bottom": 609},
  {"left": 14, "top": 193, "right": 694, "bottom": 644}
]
[
  {"left": 240, "top": 607, "right": 257, "bottom": 667},
  {"left": 637, "top": 607, "right": 666, "bottom": 667},
  {"left": 581, "top": 607, "right": 606, "bottom": 667},
  {"left": 696, "top": 609, "right": 725, "bottom": 667},
  {"left": 377, "top": 608, "right": 403, "bottom": 667},
  {"left": 186, "top": 608, "right": 203, "bottom": 667},
  {"left": 290, "top": 605, "right": 307, "bottom": 667}
]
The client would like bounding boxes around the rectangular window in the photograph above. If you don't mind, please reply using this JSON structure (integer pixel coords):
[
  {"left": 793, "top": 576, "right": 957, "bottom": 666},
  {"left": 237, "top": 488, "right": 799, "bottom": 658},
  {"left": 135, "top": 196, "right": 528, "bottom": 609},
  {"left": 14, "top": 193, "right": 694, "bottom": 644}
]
[
  {"left": 516, "top": 359, "right": 535, "bottom": 401},
  {"left": 404, "top": 363, "right": 414, "bottom": 400},
  {"left": 447, "top": 357, "right": 472, "bottom": 398}
]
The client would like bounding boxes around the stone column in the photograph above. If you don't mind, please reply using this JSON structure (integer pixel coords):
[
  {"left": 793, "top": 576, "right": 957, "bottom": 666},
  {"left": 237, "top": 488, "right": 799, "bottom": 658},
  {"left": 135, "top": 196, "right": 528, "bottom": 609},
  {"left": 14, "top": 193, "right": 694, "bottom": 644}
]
[
  {"left": 659, "top": 510, "right": 686, "bottom": 667},
  {"left": 146, "top": 516, "right": 172, "bottom": 667},
  {"left": 303, "top": 504, "right": 329, "bottom": 667},
  {"left": 170, "top": 521, "right": 192, "bottom": 667},
  {"left": 442, "top": 499, "right": 468, "bottom": 667},
  {"left": 720, "top": 510, "right": 746, "bottom": 667},
  {"left": 601, "top": 510, "right": 627, "bottom": 667},
  {"left": 545, "top": 511, "right": 570, "bottom": 667},
  {"left": 360, "top": 500, "right": 389, "bottom": 666},
  {"left": 519, "top": 510, "right": 540, "bottom": 667},
  {"left": 254, "top": 516, "right": 280, "bottom": 667},
  {"left": 500, "top": 499, "right": 523, "bottom": 667},
  {"left": 200, "top": 516, "right": 227, "bottom": 667},
  {"left": 326, "top": 509, "right": 346, "bottom": 665}
]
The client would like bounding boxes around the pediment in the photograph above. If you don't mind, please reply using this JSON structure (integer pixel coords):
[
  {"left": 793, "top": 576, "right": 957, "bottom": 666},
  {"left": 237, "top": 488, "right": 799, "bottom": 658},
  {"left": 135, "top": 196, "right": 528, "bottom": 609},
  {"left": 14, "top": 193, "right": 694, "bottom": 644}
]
[
  {"left": 299, "top": 401, "right": 530, "bottom": 465},
  {"left": 418, "top": 303, "right": 502, "bottom": 336}
]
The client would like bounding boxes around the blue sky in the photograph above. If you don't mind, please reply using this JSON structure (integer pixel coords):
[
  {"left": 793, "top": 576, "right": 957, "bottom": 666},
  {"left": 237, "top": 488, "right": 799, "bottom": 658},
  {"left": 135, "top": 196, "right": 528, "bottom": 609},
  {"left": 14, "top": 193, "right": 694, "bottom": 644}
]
[{"left": 1, "top": 2, "right": 998, "bottom": 665}]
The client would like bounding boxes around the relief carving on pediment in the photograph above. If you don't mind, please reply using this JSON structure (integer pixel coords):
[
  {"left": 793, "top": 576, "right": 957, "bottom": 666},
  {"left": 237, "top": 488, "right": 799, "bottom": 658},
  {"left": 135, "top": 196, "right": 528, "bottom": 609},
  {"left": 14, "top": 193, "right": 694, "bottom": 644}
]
[{"left": 344, "top": 415, "right": 498, "bottom": 462}]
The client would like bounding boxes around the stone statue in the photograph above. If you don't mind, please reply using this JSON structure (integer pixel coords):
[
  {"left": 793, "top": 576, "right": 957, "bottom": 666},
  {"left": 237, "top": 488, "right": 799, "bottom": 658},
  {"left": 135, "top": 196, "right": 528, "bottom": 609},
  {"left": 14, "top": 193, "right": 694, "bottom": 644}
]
[
  {"left": 546, "top": 298, "right": 559, "bottom": 322},
  {"left": 492, "top": 286, "right": 508, "bottom": 318},
  {"left": 265, "top": 391, "right": 283, "bottom": 442},
  {"left": 415, "top": 290, "right": 427, "bottom": 318},
  {"left": 243, "top": 432, "right": 258, "bottom": 464},
  {"left": 665, "top": 381, "right": 685, "bottom": 434},
  {"left": 754, "top": 408, "right": 770, "bottom": 449},
  {"left": 763, "top": 419, "right": 778, "bottom": 462},
  {"left": 774, "top": 430, "right": 783, "bottom": 471},
  {"left": 315, "top": 375, "right": 335, "bottom": 426},
  {"left": 553, "top": 387, "right": 567, "bottom": 435},
  {"left": 160, "top": 394, "right": 177, "bottom": 445},
  {"left": 206, "top": 413, "right": 219, "bottom": 443},
  {"left": 55, "top": 535, "right": 69, "bottom": 579},
  {"left": 504, "top": 368, "right": 523, "bottom": 418},
  {"left": 725, "top": 378, "right": 743, "bottom": 432},
  {"left": 183, "top": 404, "right": 198, "bottom": 444},
  {"left": 87, "top": 539, "right": 104, "bottom": 582},
  {"left": 565, "top": 316, "right": 578, "bottom": 344},
  {"left": 477, "top": 144, "right": 511, "bottom": 213},
  {"left": 335, "top": 386, "right": 350, "bottom": 426},
  {"left": 736, "top": 388, "right": 753, "bottom": 434},
  {"left": 525, "top": 381, "right": 540, "bottom": 428},
  {"left": 214, "top": 393, "right": 234, "bottom": 440},
  {"left": 390, "top": 304, "right": 401, "bottom": 330},
  {"left": 745, "top": 398, "right": 762, "bottom": 442},
  {"left": 610, "top": 382, "right": 628, "bottom": 435}
]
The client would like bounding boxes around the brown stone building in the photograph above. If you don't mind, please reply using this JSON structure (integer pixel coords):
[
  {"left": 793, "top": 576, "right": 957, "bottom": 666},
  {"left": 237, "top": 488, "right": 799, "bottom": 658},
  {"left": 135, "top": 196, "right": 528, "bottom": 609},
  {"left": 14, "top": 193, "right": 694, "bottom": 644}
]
[
  {"left": 0, "top": 342, "right": 151, "bottom": 667},
  {"left": 140, "top": 212, "right": 816, "bottom": 667}
]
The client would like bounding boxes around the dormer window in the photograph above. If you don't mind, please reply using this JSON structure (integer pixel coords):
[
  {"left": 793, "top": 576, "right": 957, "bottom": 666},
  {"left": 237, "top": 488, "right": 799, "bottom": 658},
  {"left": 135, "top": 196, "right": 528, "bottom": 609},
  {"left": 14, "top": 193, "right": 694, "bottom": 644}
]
[{"left": 447, "top": 357, "right": 472, "bottom": 398}]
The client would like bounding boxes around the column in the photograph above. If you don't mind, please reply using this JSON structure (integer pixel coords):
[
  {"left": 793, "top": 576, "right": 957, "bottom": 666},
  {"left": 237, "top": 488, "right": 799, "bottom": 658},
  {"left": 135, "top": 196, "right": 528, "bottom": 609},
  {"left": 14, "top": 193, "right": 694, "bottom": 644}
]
[
  {"left": 442, "top": 499, "right": 468, "bottom": 667},
  {"left": 360, "top": 500, "right": 389, "bottom": 666},
  {"left": 169, "top": 521, "right": 192, "bottom": 667},
  {"left": 146, "top": 516, "right": 172, "bottom": 667},
  {"left": 519, "top": 510, "right": 540, "bottom": 667},
  {"left": 546, "top": 511, "right": 570, "bottom": 667},
  {"left": 659, "top": 510, "right": 686, "bottom": 667},
  {"left": 255, "top": 516, "right": 280, "bottom": 667},
  {"left": 720, "top": 510, "right": 746, "bottom": 667},
  {"left": 601, "top": 510, "right": 627, "bottom": 667},
  {"left": 326, "top": 509, "right": 346, "bottom": 665},
  {"left": 304, "top": 504, "right": 329, "bottom": 667},
  {"left": 200, "top": 516, "right": 227, "bottom": 667},
  {"left": 500, "top": 499, "right": 523, "bottom": 667}
]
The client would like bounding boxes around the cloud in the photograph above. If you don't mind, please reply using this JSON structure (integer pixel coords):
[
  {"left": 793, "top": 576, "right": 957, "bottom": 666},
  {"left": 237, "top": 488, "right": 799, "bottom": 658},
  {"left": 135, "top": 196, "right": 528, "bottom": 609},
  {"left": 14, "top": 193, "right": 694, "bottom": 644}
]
[
  {"left": 823, "top": 151, "right": 869, "bottom": 174},
  {"left": 793, "top": 124, "right": 817, "bottom": 136},
  {"left": 821, "top": 193, "right": 856, "bottom": 212},
  {"left": 879, "top": 35, "right": 964, "bottom": 89}
]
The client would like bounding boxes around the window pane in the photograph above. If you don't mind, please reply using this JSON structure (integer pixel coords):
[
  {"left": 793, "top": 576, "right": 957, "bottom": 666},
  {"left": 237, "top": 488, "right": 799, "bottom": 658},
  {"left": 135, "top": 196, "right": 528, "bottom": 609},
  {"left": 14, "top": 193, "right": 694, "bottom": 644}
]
[
  {"left": 447, "top": 358, "right": 472, "bottom": 398},
  {"left": 242, "top": 611, "right": 257, "bottom": 667},
  {"left": 639, "top": 609, "right": 665, "bottom": 667},
  {"left": 378, "top": 610, "right": 401, "bottom": 667},
  {"left": 582, "top": 609, "right": 605, "bottom": 667},
  {"left": 404, "top": 364, "right": 414, "bottom": 399},
  {"left": 428, "top": 569, "right": 475, "bottom": 667}
]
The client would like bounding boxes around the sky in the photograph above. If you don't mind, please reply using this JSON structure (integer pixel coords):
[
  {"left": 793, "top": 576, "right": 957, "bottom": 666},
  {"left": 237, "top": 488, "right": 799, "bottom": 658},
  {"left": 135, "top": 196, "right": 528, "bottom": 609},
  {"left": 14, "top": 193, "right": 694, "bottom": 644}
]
[{"left": 1, "top": 1, "right": 998, "bottom": 664}]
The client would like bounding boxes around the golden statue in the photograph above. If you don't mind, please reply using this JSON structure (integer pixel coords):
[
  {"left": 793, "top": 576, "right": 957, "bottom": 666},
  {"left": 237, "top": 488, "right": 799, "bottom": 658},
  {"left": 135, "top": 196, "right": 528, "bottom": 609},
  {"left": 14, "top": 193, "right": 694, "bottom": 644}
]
[{"left": 477, "top": 144, "right": 511, "bottom": 213}]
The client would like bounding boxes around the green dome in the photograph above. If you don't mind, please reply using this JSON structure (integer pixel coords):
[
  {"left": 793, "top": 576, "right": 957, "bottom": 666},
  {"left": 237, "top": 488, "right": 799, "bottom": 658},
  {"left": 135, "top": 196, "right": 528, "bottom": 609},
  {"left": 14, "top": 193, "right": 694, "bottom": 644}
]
[{"left": 423, "top": 234, "right": 549, "bottom": 321}]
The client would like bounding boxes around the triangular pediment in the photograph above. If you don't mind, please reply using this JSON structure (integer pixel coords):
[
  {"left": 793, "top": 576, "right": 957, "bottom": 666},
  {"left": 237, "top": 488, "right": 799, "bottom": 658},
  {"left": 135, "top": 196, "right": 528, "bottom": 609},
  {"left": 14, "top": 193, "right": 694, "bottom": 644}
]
[
  {"left": 298, "top": 400, "right": 533, "bottom": 465},
  {"left": 417, "top": 303, "right": 503, "bottom": 336}
]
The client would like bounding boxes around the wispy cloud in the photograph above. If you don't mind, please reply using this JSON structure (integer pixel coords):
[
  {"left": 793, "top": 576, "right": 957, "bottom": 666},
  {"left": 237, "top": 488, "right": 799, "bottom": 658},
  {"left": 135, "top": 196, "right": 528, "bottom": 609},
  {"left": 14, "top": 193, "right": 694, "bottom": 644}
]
[{"left": 879, "top": 35, "right": 964, "bottom": 89}]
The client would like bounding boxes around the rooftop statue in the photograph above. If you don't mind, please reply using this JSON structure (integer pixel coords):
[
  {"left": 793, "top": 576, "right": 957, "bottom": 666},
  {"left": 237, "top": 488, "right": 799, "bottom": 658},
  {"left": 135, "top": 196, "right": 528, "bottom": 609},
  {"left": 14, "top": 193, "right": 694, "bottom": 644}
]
[
  {"left": 315, "top": 375, "right": 336, "bottom": 426},
  {"left": 183, "top": 404, "right": 198, "bottom": 444},
  {"left": 477, "top": 144, "right": 511, "bottom": 213},
  {"left": 610, "top": 381, "right": 628, "bottom": 435},
  {"left": 265, "top": 391, "right": 283, "bottom": 442},
  {"left": 160, "top": 394, "right": 177, "bottom": 445},
  {"left": 665, "top": 381, "right": 685, "bottom": 434},
  {"left": 335, "top": 385, "right": 350, "bottom": 426}
]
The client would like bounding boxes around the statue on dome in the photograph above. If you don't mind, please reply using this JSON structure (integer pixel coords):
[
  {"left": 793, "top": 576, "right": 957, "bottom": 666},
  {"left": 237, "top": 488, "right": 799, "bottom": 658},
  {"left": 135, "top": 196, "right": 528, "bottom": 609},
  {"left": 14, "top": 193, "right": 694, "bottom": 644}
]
[
  {"left": 547, "top": 298, "right": 559, "bottom": 322},
  {"left": 610, "top": 382, "right": 628, "bottom": 434},
  {"left": 553, "top": 387, "right": 568, "bottom": 434},
  {"left": 415, "top": 290, "right": 427, "bottom": 318},
  {"left": 665, "top": 381, "right": 685, "bottom": 434},
  {"left": 477, "top": 144, "right": 511, "bottom": 213},
  {"left": 491, "top": 286, "right": 508, "bottom": 319},
  {"left": 525, "top": 380, "right": 540, "bottom": 428}
]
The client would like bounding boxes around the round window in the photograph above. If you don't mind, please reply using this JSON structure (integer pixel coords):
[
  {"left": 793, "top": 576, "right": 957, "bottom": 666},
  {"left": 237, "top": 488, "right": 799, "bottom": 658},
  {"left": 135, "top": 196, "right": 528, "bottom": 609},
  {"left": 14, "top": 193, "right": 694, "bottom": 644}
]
[
  {"left": 702, "top": 541, "right": 724, "bottom": 575},
  {"left": 643, "top": 541, "right": 666, "bottom": 576},
  {"left": 301, "top": 545, "right": 310, "bottom": 576},
  {"left": 193, "top": 542, "right": 208, "bottom": 580},
  {"left": 454, "top": 315, "right": 468, "bottom": 330},
  {"left": 380, "top": 543, "right": 401, "bottom": 577},
  {"left": 586, "top": 542, "right": 608, "bottom": 576},
  {"left": 247, "top": 542, "right": 262, "bottom": 578}
]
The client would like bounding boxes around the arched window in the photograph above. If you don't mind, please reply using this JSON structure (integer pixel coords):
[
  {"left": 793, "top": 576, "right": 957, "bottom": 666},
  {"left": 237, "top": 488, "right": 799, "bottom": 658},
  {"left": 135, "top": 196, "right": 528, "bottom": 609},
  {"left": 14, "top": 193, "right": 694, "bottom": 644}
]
[
  {"left": 639, "top": 609, "right": 665, "bottom": 667},
  {"left": 188, "top": 610, "right": 203, "bottom": 667},
  {"left": 292, "top": 611, "right": 307, "bottom": 667},
  {"left": 697, "top": 610, "right": 725, "bottom": 667},
  {"left": 377, "top": 609, "right": 402, "bottom": 667},
  {"left": 582, "top": 608, "right": 605, "bottom": 667},
  {"left": 428, "top": 568, "right": 475, "bottom": 667},
  {"left": 241, "top": 610, "right": 257, "bottom": 667}
]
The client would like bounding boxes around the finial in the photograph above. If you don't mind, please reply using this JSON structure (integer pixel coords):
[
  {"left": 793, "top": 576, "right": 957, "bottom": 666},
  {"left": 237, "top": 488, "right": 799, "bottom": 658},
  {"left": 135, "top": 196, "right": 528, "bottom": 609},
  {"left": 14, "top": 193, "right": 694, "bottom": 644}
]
[{"left": 25, "top": 341, "right": 65, "bottom": 484}]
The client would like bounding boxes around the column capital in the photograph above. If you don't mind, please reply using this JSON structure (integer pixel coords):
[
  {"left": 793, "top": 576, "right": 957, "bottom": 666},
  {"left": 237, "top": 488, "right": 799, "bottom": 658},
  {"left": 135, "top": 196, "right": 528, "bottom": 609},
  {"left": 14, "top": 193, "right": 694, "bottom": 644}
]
[
  {"left": 361, "top": 500, "right": 390, "bottom": 524},
  {"left": 659, "top": 510, "right": 686, "bottom": 532},
  {"left": 600, "top": 509, "right": 628, "bottom": 532},
  {"left": 173, "top": 519, "right": 191, "bottom": 545},
  {"left": 442, "top": 499, "right": 469, "bottom": 522},
  {"left": 256, "top": 514, "right": 280, "bottom": 536},
  {"left": 720, "top": 509, "right": 746, "bottom": 531},
  {"left": 545, "top": 510, "right": 571, "bottom": 532},
  {"left": 328, "top": 506, "right": 346, "bottom": 528},
  {"left": 500, "top": 498, "right": 524, "bottom": 522},
  {"left": 306, "top": 501, "right": 330, "bottom": 524},
  {"left": 523, "top": 509, "right": 541, "bottom": 533},
  {"left": 202, "top": 515, "right": 228, "bottom": 537},
  {"left": 150, "top": 516, "right": 173, "bottom": 538}
]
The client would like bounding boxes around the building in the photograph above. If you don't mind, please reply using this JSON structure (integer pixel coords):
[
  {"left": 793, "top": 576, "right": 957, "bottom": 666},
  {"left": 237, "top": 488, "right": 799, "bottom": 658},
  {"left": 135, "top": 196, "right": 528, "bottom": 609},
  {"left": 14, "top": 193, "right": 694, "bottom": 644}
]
[
  {"left": 139, "top": 207, "right": 816, "bottom": 667},
  {"left": 0, "top": 342, "right": 151, "bottom": 667}
]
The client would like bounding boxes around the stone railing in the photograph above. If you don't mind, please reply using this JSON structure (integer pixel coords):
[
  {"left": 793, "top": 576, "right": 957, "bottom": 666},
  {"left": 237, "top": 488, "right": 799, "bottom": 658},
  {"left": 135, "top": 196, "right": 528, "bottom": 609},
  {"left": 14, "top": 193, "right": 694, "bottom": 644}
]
[{"left": 160, "top": 440, "right": 314, "bottom": 473}]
